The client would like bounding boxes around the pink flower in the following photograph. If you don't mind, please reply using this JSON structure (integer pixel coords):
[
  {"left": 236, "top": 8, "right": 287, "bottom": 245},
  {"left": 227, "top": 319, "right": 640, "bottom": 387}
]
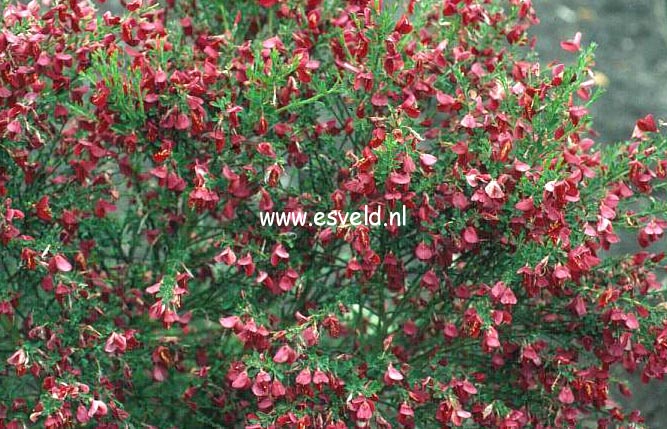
[
  {"left": 419, "top": 153, "right": 437, "bottom": 169},
  {"left": 7, "top": 349, "right": 27, "bottom": 366},
  {"left": 295, "top": 368, "right": 312, "bottom": 385},
  {"left": 558, "top": 386, "right": 575, "bottom": 404},
  {"left": 560, "top": 32, "right": 582, "bottom": 52},
  {"left": 312, "top": 368, "right": 330, "bottom": 385},
  {"left": 490, "top": 282, "right": 517, "bottom": 305},
  {"left": 104, "top": 332, "right": 127, "bottom": 354},
  {"left": 51, "top": 254, "right": 72, "bottom": 272},
  {"left": 644, "top": 220, "right": 663, "bottom": 236},
  {"left": 484, "top": 180, "right": 505, "bottom": 199},
  {"left": 214, "top": 246, "right": 237, "bottom": 265},
  {"left": 76, "top": 405, "right": 90, "bottom": 424},
  {"left": 383, "top": 364, "right": 404, "bottom": 385},
  {"left": 88, "top": 399, "right": 108, "bottom": 418},
  {"left": 460, "top": 114, "right": 479, "bottom": 129},
  {"left": 270, "top": 243, "right": 290, "bottom": 266},
  {"left": 415, "top": 242, "right": 433, "bottom": 261},
  {"left": 273, "top": 344, "right": 296, "bottom": 364}
]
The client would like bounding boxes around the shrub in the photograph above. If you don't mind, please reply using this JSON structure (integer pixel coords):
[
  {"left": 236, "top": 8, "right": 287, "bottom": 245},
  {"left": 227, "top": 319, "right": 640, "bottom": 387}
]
[{"left": 1, "top": 0, "right": 667, "bottom": 428}]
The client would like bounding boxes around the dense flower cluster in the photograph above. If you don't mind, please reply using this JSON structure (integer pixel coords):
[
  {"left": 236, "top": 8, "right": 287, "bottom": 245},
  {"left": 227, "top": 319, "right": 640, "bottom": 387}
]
[{"left": 1, "top": 0, "right": 667, "bottom": 428}]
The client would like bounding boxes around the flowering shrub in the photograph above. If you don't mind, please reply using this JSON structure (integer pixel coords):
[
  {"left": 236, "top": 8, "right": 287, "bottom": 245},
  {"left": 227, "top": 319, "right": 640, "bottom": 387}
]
[{"left": 2, "top": 0, "right": 667, "bottom": 428}]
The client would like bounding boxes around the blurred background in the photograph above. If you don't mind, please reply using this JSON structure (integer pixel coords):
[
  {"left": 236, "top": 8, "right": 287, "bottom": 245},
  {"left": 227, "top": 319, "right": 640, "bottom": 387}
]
[{"left": 533, "top": 1, "right": 667, "bottom": 425}]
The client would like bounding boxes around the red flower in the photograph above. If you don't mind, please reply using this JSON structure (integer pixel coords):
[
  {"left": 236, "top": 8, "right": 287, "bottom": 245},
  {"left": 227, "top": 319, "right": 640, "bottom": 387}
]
[
  {"left": 258, "top": 0, "right": 278, "bottom": 8},
  {"left": 34, "top": 196, "right": 52, "bottom": 222}
]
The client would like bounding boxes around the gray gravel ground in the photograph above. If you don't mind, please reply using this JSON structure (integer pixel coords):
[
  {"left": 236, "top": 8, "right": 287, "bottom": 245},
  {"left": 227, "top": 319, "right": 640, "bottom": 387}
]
[{"left": 533, "top": 0, "right": 667, "bottom": 143}]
